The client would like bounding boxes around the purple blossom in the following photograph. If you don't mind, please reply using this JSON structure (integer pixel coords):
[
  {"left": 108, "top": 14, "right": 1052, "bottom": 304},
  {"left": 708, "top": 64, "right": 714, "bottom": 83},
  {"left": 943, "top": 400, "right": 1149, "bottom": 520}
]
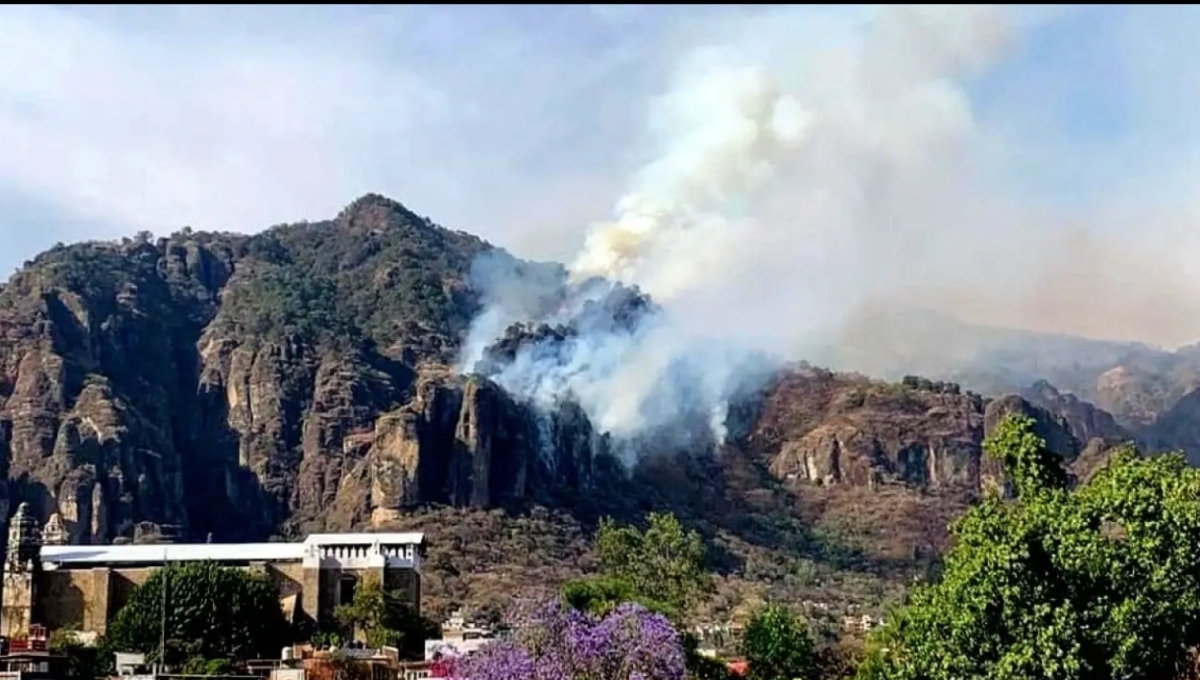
[{"left": 451, "top": 600, "right": 685, "bottom": 680}]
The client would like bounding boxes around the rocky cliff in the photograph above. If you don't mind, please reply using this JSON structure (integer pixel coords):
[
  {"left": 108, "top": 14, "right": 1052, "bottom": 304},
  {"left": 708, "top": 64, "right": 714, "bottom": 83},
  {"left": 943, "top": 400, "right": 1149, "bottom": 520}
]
[
  {"left": 0, "top": 195, "right": 601, "bottom": 543},
  {"left": 742, "top": 368, "right": 1102, "bottom": 494},
  {"left": 7, "top": 192, "right": 1192, "bottom": 622},
  {"left": 0, "top": 193, "right": 1160, "bottom": 557},
  {"left": 824, "top": 301, "right": 1200, "bottom": 464}
]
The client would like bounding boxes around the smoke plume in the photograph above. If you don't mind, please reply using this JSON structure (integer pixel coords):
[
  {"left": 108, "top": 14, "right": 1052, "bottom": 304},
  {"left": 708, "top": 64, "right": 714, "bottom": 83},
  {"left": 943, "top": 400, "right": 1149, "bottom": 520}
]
[{"left": 457, "top": 4, "right": 1200, "bottom": 449}]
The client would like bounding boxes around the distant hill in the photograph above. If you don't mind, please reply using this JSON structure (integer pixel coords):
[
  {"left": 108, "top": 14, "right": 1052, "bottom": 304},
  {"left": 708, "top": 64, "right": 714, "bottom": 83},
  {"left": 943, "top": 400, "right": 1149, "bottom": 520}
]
[{"left": 823, "top": 303, "right": 1200, "bottom": 461}]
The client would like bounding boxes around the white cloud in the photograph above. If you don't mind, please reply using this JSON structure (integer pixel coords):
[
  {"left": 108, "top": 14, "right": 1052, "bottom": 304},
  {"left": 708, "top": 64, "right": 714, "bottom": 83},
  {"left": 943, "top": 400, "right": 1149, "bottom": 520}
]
[
  {"left": 0, "top": 5, "right": 665, "bottom": 262},
  {"left": 5, "top": 4, "right": 1200, "bottom": 353}
]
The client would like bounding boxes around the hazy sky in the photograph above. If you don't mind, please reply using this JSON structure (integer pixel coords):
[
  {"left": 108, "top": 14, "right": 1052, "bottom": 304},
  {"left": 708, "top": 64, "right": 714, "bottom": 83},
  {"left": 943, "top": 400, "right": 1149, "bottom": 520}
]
[{"left": 5, "top": 5, "right": 1200, "bottom": 346}]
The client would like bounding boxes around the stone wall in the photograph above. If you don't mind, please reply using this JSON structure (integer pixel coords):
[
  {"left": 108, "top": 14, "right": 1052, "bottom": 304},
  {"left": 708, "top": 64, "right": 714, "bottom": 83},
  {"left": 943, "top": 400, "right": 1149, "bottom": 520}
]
[
  {"left": 1, "top": 570, "right": 34, "bottom": 638},
  {"left": 37, "top": 567, "right": 154, "bottom": 635},
  {"left": 29, "top": 562, "right": 420, "bottom": 637}
]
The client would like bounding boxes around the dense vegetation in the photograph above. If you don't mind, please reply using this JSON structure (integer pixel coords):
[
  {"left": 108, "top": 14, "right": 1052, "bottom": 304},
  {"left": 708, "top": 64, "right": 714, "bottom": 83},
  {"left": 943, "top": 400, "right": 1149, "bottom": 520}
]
[
  {"left": 248, "top": 194, "right": 492, "bottom": 359},
  {"left": 741, "top": 604, "right": 816, "bottom": 680},
  {"left": 859, "top": 415, "right": 1200, "bottom": 679},
  {"left": 219, "top": 265, "right": 362, "bottom": 349},
  {"left": 104, "top": 563, "right": 290, "bottom": 667},
  {"left": 451, "top": 600, "right": 686, "bottom": 680},
  {"left": 330, "top": 572, "right": 440, "bottom": 659},
  {"left": 19, "top": 194, "right": 1200, "bottom": 678}
]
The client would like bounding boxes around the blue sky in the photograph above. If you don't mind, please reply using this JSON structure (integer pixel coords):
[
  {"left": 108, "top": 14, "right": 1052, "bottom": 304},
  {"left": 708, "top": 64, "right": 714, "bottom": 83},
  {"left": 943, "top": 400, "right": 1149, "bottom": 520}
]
[
  {"left": 4, "top": 5, "right": 1200, "bottom": 345},
  {"left": 965, "top": 5, "right": 1200, "bottom": 212}
]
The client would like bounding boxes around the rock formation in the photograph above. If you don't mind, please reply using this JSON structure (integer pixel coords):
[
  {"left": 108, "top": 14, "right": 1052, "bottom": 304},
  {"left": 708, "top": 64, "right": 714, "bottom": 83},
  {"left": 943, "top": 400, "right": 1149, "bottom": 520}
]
[
  {"left": 0, "top": 196, "right": 608, "bottom": 542},
  {"left": 0, "top": 192, "right": 1175, "bottom": 550},
  {"left": 744, "top": 367, "right": 1086, "bottom": 492}
]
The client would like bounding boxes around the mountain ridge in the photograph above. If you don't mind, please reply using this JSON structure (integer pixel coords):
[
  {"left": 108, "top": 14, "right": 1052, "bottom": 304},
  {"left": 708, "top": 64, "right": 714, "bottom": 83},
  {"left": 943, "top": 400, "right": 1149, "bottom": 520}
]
[{"left": 0, "top": 193, "right": 1194, "bottom": 623}]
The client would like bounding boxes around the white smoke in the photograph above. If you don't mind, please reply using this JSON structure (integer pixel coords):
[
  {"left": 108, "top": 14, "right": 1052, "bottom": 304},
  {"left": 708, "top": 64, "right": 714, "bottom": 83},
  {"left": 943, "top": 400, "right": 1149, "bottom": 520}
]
[
  {"left": 569, "top": 47, "right": 813, "bottom": 297},
  {"left": 458, "top": 5, "right": 1023, "bottom": 448}
]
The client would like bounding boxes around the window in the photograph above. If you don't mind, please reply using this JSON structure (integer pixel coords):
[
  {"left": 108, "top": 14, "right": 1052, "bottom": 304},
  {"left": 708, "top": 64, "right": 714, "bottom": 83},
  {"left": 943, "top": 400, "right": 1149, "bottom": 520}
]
[{"left": 339, "top": 574, "right": 358, "bottom": 605}]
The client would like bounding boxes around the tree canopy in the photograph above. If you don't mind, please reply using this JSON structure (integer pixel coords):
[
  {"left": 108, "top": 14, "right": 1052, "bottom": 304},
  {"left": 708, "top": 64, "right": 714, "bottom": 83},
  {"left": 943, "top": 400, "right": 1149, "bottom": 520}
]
[
  {"left": 858, "top": 414, "right": 1200, "bottom": 680},
  {"left": 332, "top": 573, "right": 439, "bottom": 658},
  {"left": 562, "top": 573, "right": 679, "bottom": 621},
  {"left": 450, "top": 600, "right": 685, "bottom": 680},
  {"left": 741, "top": 604, "right": 815, "bottom": 680},
  {"left": 104, "top": 562, "right": 290, "bottom": 666},
  {"left": 563, "top": 511, "right": 732, "bottom": 680},
  {"left": 568, "top": 511, "right": 711, "bottom": 620}
]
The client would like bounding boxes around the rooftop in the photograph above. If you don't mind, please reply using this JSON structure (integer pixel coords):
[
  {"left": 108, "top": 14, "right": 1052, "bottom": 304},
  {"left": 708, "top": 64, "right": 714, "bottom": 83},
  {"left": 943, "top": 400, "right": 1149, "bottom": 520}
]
[{"left": 39, "top": 532, "right": 424, "bottom": 568}]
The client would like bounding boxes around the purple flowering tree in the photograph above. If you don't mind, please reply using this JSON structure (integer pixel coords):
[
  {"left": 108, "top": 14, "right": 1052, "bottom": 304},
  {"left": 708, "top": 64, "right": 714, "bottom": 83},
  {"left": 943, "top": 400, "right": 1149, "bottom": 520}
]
[{"left": 450, "top": 600, "right": 686, "bottom": 680}]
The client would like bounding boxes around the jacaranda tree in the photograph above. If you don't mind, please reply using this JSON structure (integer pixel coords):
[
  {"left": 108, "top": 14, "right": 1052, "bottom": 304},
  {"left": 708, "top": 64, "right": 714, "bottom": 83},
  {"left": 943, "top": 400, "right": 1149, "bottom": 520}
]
[
  {"left": 858, "top": 415, "right": 1200, "bottom": 680},
  {"left": 450, "top": 599, "right": 686, "bottom": 680}
]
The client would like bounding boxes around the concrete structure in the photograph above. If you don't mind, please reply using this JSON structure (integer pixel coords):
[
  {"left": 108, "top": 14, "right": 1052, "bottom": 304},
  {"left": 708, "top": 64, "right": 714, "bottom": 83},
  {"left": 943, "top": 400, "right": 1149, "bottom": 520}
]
[
  {"left": 423, "top": 609, "right": 497, "bottom": 661},
  {"left": 0, "top": 503, "right": 425, "bottom": 639}
]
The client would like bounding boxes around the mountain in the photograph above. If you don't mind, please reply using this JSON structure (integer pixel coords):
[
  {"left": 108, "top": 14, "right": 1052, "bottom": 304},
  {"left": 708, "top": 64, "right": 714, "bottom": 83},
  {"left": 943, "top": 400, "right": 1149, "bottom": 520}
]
[
  {"left": 0, "top": 193, "right": 1187, "bottom": 623},
  {"left": 826, "top": 303, "right": 1200, "bottom": 462}
]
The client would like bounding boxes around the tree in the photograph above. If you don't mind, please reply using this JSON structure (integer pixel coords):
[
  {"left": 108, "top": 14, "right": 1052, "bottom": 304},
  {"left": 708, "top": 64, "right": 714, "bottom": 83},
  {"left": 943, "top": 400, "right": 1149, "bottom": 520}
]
[
  {"left": 450, "top": 600, "right": 685, "bottom": 680},
  {"left": 49, "top": 628, "right": 103, "bottom": 680},
  {"left": 332, "top": 573, "right": 439, "bottom": 658},
  {"left": 812, "top": 639, "right": 865, "bottom": 680},
  {"left": 181, "top": 657, "right": 236, "bottom": 675},
  {"left": 564, "top": 512, "right": 723, "bottom": 680},
  {"left": 741, "top": 605, "right": 814, "bottom": 680},
  {"left": 858, "top": 415, "right": 1200, "bottom": 680},
  {"left": 562, "top": 573, "right": 678, "bottom": 621},
  {"left": 983, "top": 410, "right": 1068, "bottom": 497},
  {"left": 590, "top": 511, "right": 712, "bottom": 617},
  {"left": 105, "top": 562, "right": 290, "bottom": 667}
]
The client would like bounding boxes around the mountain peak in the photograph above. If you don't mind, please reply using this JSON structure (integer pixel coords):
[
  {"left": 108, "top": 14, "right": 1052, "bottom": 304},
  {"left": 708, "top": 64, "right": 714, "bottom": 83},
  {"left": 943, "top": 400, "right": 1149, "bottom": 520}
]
[{"left": 335, "top": 193, "right": 422, "bottom": 232}]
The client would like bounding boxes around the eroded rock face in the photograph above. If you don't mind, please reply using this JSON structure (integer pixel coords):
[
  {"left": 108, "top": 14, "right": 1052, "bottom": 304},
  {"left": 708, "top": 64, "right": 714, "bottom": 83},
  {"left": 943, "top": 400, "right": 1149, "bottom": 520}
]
[
  {"left": 350, "top": 374, "right": 599, "bottom": 527},
  {"left": 181, "top": 327, "right": 599, "bottom": 537},
  {"left": 1138, "top": 387, "right": 1200, "bottom": 465},
  {"left": 0, "top": 194, "right": 1140, "bottom": 545},
  {"left": 0, "top": 419, "right": 10, "bottom": 522},
  {"left": 1, "top": 275, "right": 194, "bottom": 544},
  {"left": 1, "top": 256, "right": 604, "bottom": 542},
  {"left": 0, "top": 198, "right": 533, "bottom": 541},
  {"left": 1019, "top": 380, "right": 1132, "bottom": 447},
  {"left": 747, "top": 368, "right": 1083, "bottom": 492}
]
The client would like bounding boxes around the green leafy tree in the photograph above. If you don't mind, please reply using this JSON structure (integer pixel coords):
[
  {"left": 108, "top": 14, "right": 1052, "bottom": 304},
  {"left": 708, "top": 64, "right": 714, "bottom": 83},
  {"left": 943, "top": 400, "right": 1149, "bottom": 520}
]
[
  {"left": 983, "top": 410, "right": 1069, "bottom": 497},
  {"left": 49, "top": 628, "right": 103, "bottom": 680},
  {"left": 562, "top": 573, "right": 679, "bottom": 620},
  {"left": 859, "top": 415, "right": 1200, "bottom": 680},
  {"left": 565, "top": 512, "right": 725, "bottom": 680},
  {"left": 181, "top": 657, "right": 236, "bottom": 675},
  {"left": 592, "top": 511, "right": 713, "bottom": 616},
  {"left": 105, "top": 562, "right": 290, "bottom": 667},
  {"left": 333, "top": 573, "right": 439, "bottom": 659},
  {"left": 813, "top": 639, "right": 865, "bottom": 680},
  {"left": 742, "top": 604, "right": 815, "bottom": 680},
  {"left": 311, "top": 629, "right": 346, "bottom": 649}
]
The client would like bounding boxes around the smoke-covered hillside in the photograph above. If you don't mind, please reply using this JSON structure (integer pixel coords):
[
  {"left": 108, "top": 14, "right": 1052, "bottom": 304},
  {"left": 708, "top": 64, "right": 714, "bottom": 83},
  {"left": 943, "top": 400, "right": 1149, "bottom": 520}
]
[
  {"left": 12, "top": 5, "right": 1200, "bottom": 632},
  {"left": 2, "top": 192, "right": 1180, "bottom": 627}
]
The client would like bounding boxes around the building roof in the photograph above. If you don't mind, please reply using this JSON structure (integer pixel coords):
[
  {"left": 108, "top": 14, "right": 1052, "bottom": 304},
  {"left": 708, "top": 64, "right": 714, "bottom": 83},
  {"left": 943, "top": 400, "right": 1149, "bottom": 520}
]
[
  {"left": 39, "top": 532, "right": 425, "bottom": 567},
  {"left": 303, "top": 532, "right": 423, "bottom": 545}
]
